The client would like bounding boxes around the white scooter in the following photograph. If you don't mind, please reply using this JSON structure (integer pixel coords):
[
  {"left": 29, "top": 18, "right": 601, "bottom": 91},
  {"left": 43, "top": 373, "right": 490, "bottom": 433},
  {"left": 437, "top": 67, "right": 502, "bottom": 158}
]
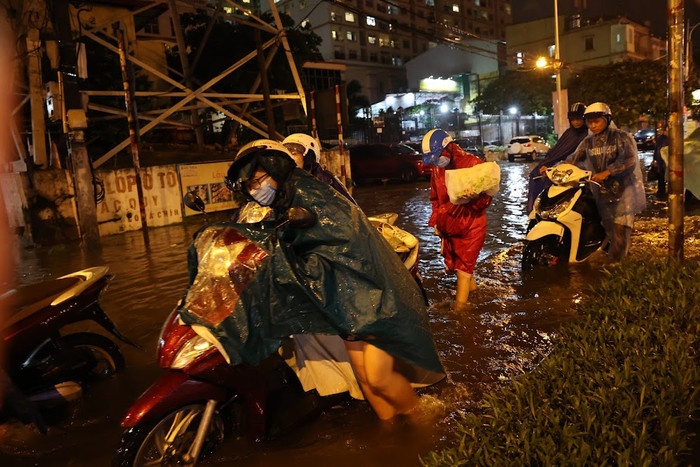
[{"left": 522, "top": 164, "right": 608, "bottom": 271}]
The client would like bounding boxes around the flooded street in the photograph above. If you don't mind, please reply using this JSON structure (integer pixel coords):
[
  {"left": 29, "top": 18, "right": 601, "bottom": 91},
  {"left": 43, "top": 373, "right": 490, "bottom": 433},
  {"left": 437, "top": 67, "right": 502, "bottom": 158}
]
[{"left": 1, "top": 156, "right": 660, "bottom": 465}]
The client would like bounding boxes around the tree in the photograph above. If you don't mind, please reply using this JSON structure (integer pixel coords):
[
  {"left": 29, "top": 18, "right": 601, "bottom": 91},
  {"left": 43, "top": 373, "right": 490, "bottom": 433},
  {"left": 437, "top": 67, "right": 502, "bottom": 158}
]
[
  {"left": 473, "top": 70, "right": 555, "bottom": 115},
  {"left": 177, "top": 10, "right": 321, "bottom": 95},
  {"left": 347, "top": 80, "right": 369, "bottom": 124},
  {"left": 567, "top": 59, "right": 666, "bottom": 128}
]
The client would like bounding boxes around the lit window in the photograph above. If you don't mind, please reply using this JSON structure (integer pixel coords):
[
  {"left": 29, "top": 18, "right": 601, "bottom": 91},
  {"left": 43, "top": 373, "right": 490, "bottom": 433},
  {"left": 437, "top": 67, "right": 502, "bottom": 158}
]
[
  {"left": 475, "top": 0, "right": 480, "bottom": 5},
  {"left": 331, "top": 11, "right": 337, "bottom": 21},
  {"left": 367, "top": 16, "right": 376, "bottom": 26},
  {"left": 368, "top": 35, "right": 377, "bottom": 44},
  {"left": 301, "top": 19, "right": 309, "bottom": 27},
  {"left": 346, "top": 31, "right": 355, "bottom": 41},
  {"left": 425, "top": 0, "right": 435, "bottom": 5},
  {"left": 223, "top": 6, "right": 233, "bottom": 13},
  {"left": 242, "top": 0, "right": 250, "bottom": 3},
  {"left": 452, "top": 4, "right": 459, "bottom": 12},
  {"left": 516, "top": 51, "right": 524, "bottom": 65},
  {"left": 345, "top": 12, "right": 355, "bottom": 22},
  {"left": 548, "top": 45, "right": 555, "bottom": 57}
]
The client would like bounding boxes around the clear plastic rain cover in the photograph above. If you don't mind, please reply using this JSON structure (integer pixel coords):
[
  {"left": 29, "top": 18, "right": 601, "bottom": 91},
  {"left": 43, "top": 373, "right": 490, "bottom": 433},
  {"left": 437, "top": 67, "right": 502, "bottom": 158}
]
[{"left": 184, "top": 226, "right": 269, "bottom": 327}]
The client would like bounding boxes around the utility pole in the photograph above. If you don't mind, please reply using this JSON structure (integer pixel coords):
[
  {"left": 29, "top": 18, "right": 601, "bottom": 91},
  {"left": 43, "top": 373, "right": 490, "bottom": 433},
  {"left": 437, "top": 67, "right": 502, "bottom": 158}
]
[
  {"left": 26, "top": 28, "right": 48, "bottom": 167},
  {"left": 168, "top": 0, "right": 204, "bottom": 145},
  {"left": 53, "top": 0, "right": 100, "bottom": 246},
  {"left": 667, "top": 0, "right": 685, "bottom": 259},
  {"left": 255, "top": 29, "right": 276, "bottom": 138},
  {"left": 553, "top": 0, "right": 566, "bottom": 136},
  {"left": 116, "top": 27, "right": 149, "bottom": 248}
]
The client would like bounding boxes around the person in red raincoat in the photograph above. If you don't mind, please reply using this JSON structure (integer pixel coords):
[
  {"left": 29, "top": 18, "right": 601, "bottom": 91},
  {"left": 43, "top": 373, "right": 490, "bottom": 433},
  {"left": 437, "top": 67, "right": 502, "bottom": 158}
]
[{"left": 422, "top": 129, "right": 492, "bottom": 308}]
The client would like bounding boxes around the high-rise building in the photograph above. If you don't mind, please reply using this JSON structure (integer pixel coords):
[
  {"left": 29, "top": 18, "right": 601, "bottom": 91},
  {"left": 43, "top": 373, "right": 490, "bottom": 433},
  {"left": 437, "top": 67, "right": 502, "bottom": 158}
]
[{"left": 269, "top": 0, "right": 512, "bottom": 103}]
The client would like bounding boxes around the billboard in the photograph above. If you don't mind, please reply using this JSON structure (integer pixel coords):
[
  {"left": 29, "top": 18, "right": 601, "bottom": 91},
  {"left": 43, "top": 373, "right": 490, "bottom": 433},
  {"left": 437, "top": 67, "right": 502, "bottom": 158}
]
[
  {"left": 96, "top": 165, "right": 183, "bottom": 235},
  {"left": 179, "top": 162, "right": 239, "bottom": 216}
]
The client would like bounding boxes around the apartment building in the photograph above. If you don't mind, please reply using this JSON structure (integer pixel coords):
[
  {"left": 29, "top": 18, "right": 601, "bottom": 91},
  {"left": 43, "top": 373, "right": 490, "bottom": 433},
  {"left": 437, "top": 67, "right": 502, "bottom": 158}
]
[
  {"left": 270, "top": 0, "right": 512, "bottom": 103},
  {"left": 506, "top": 15, "right": 664, "bottom": 85}
]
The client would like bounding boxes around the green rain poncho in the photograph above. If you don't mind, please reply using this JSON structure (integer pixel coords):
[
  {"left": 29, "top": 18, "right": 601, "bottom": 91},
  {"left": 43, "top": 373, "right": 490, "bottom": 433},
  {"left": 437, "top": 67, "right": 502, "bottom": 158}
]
[{"left": 180, "top": 157, "right": 444, "bottom": 387}]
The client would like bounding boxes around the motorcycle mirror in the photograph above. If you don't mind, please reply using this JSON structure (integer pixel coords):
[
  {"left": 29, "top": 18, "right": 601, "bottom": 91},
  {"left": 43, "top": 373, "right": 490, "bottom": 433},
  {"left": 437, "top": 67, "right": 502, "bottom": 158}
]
[
  {"left": 282, "top": 206, "right": 316, "bottom": 229},
  {"left": 183, "top": 191, "right": 206, "bottom": 213}
]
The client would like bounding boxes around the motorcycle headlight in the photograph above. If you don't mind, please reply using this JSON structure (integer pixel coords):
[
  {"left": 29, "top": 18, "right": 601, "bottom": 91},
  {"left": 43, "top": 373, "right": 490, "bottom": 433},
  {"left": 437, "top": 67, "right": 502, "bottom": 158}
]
[
  {"left": 539, "top": 200, "right": 571, "bottom": 220},
  {"left": 171, "top": 335, "right": 216, "bottom": 369},
  {"left": 550, "top": 168, "right": 573, "bottom": 185}
]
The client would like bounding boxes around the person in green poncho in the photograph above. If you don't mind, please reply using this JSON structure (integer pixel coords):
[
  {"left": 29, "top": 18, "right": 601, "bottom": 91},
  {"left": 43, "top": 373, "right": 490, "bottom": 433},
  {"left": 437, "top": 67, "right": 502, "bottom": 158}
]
[{"left": 185, "top": 139, "right": 444, "bottom": 420}]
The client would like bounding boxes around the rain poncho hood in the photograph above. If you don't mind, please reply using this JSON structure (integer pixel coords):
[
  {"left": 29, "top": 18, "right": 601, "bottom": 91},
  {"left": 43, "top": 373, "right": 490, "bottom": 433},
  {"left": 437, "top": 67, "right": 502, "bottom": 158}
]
[
  {"left": 181, "top": 160, "right": 444, "bottom": 385},
  {"left": 566, "top": 122, "right": 646, "bottom": 221}
]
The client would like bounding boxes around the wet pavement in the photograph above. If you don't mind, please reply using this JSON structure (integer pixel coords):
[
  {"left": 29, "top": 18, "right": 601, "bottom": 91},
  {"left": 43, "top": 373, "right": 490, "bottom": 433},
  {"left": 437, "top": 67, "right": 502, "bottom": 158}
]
[{"left": 1, "top": 151, "right": 687, "bottom": 466}]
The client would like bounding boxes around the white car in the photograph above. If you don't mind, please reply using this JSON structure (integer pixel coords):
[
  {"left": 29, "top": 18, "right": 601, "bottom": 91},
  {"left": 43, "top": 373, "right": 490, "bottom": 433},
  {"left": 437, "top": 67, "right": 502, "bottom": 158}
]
[{"left": 507, "top": 135, "right": 550, "bottom": 162}]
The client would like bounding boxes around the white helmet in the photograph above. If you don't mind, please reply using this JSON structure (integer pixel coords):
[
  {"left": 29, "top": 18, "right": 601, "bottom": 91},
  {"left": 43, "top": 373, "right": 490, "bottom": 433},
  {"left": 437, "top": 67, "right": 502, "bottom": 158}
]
[
  {"left": 234, "top": 139, "right": 293, "bottom": 163},
  {"left": 282, "top": 133, "right": 321, "bottom": 164},
  {"left": 227, "top": 139, "right": 295, "bottom": 187},
  {"left": 584, "top": 102, "right": 612, "bottom": 124}
]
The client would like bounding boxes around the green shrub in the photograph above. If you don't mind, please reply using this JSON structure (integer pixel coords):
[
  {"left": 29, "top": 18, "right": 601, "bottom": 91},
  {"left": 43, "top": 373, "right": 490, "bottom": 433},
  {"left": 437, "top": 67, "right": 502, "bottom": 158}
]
[{"left": 423, "top": 260, "right": 699, "bottom": 466}]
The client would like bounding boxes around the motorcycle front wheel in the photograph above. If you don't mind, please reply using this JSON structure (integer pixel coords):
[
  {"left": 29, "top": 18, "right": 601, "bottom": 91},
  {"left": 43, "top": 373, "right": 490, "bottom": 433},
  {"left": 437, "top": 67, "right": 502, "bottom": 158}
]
[
  {"left": 114, "top": 403, "right": 227, "bottom": 467},
  {"left": 521, "top": 238, "right": 563, "bottom": 272}
]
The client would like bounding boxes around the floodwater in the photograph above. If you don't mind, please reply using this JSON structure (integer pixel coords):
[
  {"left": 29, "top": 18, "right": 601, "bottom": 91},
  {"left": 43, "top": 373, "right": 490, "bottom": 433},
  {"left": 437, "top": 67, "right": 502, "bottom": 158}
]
[{"left": 1, "top": 157, "right": 647, "bottom": 466}]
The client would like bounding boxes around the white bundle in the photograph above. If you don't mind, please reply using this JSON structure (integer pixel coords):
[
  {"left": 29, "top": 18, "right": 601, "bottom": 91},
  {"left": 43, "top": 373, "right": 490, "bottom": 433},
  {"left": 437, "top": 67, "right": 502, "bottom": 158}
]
[{"left": 444, "top": 161, "right": 501, "bottom": 205}]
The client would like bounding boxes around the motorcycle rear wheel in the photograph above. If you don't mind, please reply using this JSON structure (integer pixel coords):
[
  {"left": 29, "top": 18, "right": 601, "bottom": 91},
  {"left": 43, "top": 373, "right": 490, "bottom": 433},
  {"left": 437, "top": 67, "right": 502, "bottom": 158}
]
[
  {"left": 114, "top": 403, "right": 226, "bottom": 467},
  {"left": 61, "top": 332, "right": 126, "bottom": 377}
]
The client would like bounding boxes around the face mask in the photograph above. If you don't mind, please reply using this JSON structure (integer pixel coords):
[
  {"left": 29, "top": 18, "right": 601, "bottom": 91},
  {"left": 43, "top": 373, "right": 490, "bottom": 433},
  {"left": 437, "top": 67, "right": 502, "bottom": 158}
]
[
  {"left": 249, "top": 178, "right": 277, "bottom": 206},
  {"left": 436, "top": 155, "right": 451, "bottom": 168}
]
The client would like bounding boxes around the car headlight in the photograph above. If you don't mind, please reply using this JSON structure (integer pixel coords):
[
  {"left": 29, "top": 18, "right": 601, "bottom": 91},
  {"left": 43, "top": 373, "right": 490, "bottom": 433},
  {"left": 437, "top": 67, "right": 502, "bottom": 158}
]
[
  {"left": 171, "top": 335, "right": 216, "bottom": 369},
  {"left": 539, "top": 200, "right": 571, "bottom": 220},
  {"left": 551, "top": 168, "right": 573, "bottom": 185}
]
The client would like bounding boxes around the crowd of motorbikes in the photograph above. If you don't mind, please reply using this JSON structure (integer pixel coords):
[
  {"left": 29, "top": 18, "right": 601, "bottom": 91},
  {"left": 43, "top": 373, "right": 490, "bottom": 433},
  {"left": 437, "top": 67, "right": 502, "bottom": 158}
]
[{"left": 0, "top": 161, "right": 611, "bottom": 465}]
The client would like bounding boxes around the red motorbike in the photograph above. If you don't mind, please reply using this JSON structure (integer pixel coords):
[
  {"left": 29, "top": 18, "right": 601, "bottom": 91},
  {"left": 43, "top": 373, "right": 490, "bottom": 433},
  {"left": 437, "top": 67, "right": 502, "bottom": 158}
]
[
  {"left": 1, "top": 267, "right": 135, "bottom": 424},
  {"left": 114, "top": 200, "right": 427, "bottom": 466}
]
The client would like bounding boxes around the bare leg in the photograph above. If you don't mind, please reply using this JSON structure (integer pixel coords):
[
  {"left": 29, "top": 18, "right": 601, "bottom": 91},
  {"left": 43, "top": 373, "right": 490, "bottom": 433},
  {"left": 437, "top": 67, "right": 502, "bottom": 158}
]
[
  {"left": 344, "top": 341, "right": 418, "bottom": 420},
  {"left": 455, "top": 269, "right": 474, "bottom": 307}
]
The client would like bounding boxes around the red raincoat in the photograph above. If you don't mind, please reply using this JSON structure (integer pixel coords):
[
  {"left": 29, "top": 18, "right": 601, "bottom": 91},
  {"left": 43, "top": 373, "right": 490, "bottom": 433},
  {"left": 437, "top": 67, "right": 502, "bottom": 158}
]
[{"left": 429, "top": 144, "right": 492, "bottom": 274}]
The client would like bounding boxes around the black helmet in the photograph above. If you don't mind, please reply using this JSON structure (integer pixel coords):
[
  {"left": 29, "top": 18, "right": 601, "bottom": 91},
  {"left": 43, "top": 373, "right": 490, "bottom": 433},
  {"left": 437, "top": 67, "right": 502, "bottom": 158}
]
[{"left": 567, "top": 102, "right": 586, "bottom": 120}]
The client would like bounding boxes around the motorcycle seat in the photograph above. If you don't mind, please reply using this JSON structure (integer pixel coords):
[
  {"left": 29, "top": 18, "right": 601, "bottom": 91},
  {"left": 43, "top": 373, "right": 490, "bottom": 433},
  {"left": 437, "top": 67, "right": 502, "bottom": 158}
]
[{"left": 0, "top": 277, "right": 82, "bottom": 330}]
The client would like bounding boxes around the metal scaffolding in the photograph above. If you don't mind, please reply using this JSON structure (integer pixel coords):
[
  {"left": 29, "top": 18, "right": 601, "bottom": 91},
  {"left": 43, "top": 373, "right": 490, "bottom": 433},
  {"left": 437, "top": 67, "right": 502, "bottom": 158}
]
[{"left": 73, "top": 0, "right": 308, "bottom": 168}]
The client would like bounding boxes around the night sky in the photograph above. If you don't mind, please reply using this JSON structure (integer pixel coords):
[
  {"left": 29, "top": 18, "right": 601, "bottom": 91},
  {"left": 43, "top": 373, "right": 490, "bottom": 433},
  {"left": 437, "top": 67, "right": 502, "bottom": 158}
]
[{"left": 512, "top": 0, "right": 700, "bottom": 40}]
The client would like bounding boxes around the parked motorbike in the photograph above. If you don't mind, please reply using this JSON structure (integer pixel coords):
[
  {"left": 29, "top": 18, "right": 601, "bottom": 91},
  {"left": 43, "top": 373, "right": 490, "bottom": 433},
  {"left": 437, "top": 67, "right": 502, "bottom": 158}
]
[
  {"left": 1, "top": 266, "right": 135, "bottom": 419},
  {"left": 522, "top": 164, "right": 608, "bottom": 271},
  {"left": 113, "top": 196, "right": 429, "bottom": 466}
]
